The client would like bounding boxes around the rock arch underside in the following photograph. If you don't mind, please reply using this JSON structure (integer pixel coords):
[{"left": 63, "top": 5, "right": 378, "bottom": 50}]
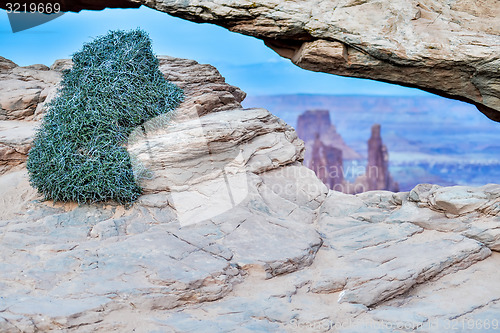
[{"left": 4, "top": 0, "right": 499, "bottom": 121}]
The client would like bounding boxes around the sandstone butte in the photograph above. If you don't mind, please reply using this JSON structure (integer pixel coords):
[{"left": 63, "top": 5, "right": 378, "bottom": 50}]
[
  {"left": 1, "top": 0, "right": 498, "bottom": 121},
  {"left": 1, "top": 54, "right": 500, "bottom": 332}
]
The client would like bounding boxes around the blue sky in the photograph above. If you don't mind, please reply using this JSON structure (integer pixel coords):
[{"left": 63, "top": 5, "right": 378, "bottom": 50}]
[{"left": 0, "top": 6, "right": 431, "bottom": 97}]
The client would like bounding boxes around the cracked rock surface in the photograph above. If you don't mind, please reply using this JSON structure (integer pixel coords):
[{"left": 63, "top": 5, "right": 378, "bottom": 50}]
[{"left": 1, "top": 56, "right": 500, "bottom": 332}]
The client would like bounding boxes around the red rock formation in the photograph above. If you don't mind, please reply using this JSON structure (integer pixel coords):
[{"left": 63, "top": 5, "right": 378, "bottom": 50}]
[
  {"left": 297, "top": 110, "right": 357, "bottom": 191},
  {"left": 308, "top": 135, "right": 344, "bottom": 190},
  {"left": 297, "top": 110, "right": 361, "bottom": 160},
  {"left": 296, "top": 110, "right": 332, "bottom": 142},
  {"left": 297, "top": 111, "right": 399, "bottom": 193},
  {"left": 351, "top": 124, "right": 399, "bottom": 193},
  {"left": 367, "top": 124, "right": 399, "bottom": 192}
]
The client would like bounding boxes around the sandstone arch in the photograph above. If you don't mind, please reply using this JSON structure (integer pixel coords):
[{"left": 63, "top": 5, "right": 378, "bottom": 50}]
[{"left": 6, "top": 0, "right": 499, "bottom": 121}]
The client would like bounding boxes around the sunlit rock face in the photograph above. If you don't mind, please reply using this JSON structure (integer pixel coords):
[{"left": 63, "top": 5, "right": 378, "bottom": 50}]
[
  {"left": 0, "top": 57, "right": 58, "bottom": 173},
  {"left": 10, "top": 0, "right": 499, "bottom": 121}
]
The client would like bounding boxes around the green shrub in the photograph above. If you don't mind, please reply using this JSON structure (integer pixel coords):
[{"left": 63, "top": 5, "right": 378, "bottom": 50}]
[{"left": 27, "top": 29, "right": 183, "bottom": 204}]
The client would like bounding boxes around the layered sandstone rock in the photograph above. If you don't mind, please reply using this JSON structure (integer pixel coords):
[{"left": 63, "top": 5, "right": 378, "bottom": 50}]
[
  {"left": 0, "top": 55, "right": 328, "bottom": 331},
  {"left": 157, "top": 56, "right": 246, "bottom": 118},
  {"left": 0, "top": 56, "right": 246, "bottom": 174},
  {"left": 1, "top": 55, "right": 500, "bottom": 332},
  {"left": 1, "top": 166, "right": 499, "bottom": 331},
  {"left": 0, "top": 56, "right": 60, "bottom": 121},
  {"left": 0, "top": 120, "right": 36, "bottom": 174},
  {"left": 7, "top": 1, "right": 498, "bottom": 120}
]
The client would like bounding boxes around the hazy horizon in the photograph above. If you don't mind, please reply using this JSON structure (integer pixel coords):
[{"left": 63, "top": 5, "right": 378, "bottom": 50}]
[{"left": 244, "top": 94, "right": 500, "bottom": 190}]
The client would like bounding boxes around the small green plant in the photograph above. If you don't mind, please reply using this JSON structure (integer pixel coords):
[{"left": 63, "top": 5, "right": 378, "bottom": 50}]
[{"left": 27, "top": 29, "right": 183, "bottom": 204}]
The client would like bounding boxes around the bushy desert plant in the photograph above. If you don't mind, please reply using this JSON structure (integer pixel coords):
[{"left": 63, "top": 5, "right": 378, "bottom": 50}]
[{"left": 27, "top": 29, "right": 183, "bottom": 204}]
